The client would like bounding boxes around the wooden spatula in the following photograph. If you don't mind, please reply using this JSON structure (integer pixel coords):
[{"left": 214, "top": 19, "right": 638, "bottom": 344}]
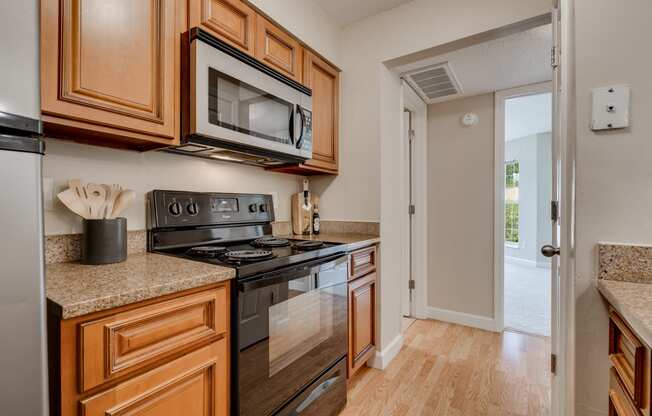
[
  {"left": 57, "top": 188, "right": 89, "bottom": 219},
  {"left": 85, "top": 183, "right": 107, "bottom": 219},
  {"left": 111, "top": 190, "right": 135, "bottom": 218}
]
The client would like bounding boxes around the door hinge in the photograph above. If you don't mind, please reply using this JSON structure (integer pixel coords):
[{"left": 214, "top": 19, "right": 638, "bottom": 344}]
[
  {"left": 551, "top": 46, "right": 560, "bottom": 69},
  {"left": 409, "top": 204, "right": 415, "bottom": 215},
  {"left": 409, "top": 129, "right": 415, "bottom": 141},
  {"left": 409, "top": 280, "right": 415, "bottom": 290},
  {"left": 551, "top": 200, "right": 559, "bottom": 222},
  {"left": 551, "top": 354, "right": 557, "bottom": 374}
]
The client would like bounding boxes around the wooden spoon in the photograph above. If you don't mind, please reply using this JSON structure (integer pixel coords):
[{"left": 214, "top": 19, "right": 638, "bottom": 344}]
[
  {"left": 111, "top": 190, "right": 135, "bottom": 218},
  {"left": 85, "top": 183, "right": 107, "bottom": 219},
  {"left": 102, "top": 184, "right": 122, "bottom": 219},
  {"left": 57, "top": 189, "right": 89, "bottom": 219}
]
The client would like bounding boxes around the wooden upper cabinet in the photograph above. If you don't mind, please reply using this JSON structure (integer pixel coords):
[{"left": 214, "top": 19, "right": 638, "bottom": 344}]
[
  {"left": 40, "top": 0, "right": 183, "bottom": 149},
  {"left": 189, "top": 0, "right": 256, "bottom": 55},
  {"left": 303, "top": 51, "right": 340, "bottom": 173},
  {"left": 254, "top": 15, "right": 303, "bottom": 83},
  {"left": 270, "top": 51, "right": 340, "bottom": 175}
]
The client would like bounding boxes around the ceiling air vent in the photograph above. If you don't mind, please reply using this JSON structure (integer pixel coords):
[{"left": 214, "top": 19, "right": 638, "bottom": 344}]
[{"left": 402, "top": 62, "right": 462, "bottom": 103}]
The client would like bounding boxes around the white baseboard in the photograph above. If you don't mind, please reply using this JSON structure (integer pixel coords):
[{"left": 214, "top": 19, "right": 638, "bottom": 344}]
[
  {"left": 505, "top": 256, "right": 538, "bottom": 267},
  {"left": 576, "top": 403, "right": 608, "bottom": 416},
  {"left": 367, "top": 333, "right": 404, "bottom": 370},
  {"left": 425, "top": 306, "right": 499, "bottom": 332}
]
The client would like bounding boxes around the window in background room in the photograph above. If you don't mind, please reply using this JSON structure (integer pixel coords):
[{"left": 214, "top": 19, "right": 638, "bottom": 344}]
[{"left": 505, "top": 160, "right": 520, "bottom": 246}]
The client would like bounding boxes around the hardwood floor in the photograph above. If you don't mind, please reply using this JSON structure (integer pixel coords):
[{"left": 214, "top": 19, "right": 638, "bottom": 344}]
[{"left": 342, "top": 319, "right": 550, "bottom": 416}]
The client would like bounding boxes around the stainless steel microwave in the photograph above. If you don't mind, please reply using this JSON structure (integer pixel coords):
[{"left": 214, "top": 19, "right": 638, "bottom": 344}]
[{"left": 171, "top": 29, "right": 313, "bottom": 167}]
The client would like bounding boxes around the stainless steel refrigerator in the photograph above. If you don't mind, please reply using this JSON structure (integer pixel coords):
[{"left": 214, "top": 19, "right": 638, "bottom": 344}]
[{"left": 0, "top": 0, "right": 49, "bottom": 415}]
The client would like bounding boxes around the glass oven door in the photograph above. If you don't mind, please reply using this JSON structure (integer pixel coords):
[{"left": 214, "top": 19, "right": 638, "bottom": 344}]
[{"left": 236, "top": 255, "right": 348, "bottom": 416}]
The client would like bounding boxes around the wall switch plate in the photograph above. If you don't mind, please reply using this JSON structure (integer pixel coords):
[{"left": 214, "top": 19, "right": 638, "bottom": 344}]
[
  {"left": 591, "top": 85, "right": 630, "bottom": 130},
  {"left": 43, "top": 176, "right": 55, "bottom": 211}
]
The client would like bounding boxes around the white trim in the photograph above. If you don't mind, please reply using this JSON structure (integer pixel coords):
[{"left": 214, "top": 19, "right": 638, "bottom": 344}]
[
  {"left": 494, "top": 80, "right": 552, "bottom": 335},
  {"left": 401, "top": 81, "right": 428, "bottom": 320},
  {"left": 505, "top": 256, "right": 538, "bottom": 268},
  {"left": 367, "top": 333, "right": 405, "bottom": 370},
  {"left": 425, "top": 307, "right": 499, "bottom": 332}
]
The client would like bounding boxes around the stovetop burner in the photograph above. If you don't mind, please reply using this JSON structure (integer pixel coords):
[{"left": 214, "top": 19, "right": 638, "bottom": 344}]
[
  {"left": 293, "top": 240, "right": 326, "bottom": 251},
  {"left": 186, "top": 246, "right": 228, "bottom": 257},
  {"left": 224, "top": 249, "right": 276, "bottom": 262},
  {"left": 251, "top": 237, "right": 291, "bottom": 248}
]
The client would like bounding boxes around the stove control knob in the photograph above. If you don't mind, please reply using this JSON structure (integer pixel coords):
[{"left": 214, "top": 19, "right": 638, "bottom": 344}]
[
  {"left": 168, "top": 201, "right": 182, "bottom": 217},
  {"left": 259, "top": 204, "right": 268, "bottom": 213},
  {"left": 186, "top": 202, "right": 199, "bottom": 216},
  {"left": 249, "top": 203, "right": 258, "bottom": 213}
]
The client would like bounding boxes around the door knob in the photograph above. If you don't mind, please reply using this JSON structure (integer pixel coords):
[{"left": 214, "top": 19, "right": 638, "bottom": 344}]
[{"left": 541, "top": 245, "right": 560, "bottom": 258}]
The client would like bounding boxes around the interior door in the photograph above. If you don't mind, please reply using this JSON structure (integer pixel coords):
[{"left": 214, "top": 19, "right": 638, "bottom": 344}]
[{"left": 547, "top": 4, "right": 567, "bottom": 415}]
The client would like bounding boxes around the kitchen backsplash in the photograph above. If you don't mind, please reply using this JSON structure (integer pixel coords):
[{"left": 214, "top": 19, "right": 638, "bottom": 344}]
[
  {"left": 45, "top": 221, "right": 380, "bottom": 264},
  {"left": 598, "top": 243, "right": 652, "bottom": 283}
]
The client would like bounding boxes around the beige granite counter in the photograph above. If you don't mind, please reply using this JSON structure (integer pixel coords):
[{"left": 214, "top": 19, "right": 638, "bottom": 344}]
[
  {"left": 598, "top": 279, "right": 652, "bottom": 347},
  {"left": 276, "top": 233, "right": 380, "bottom": 252},
  {"left": 47, "top": 253, "right": 235, "bottom": 319}
]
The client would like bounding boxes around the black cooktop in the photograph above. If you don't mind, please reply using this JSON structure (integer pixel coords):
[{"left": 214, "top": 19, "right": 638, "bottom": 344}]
[{"left": 155, "top": 238, "right": 346, "bottom": 278}]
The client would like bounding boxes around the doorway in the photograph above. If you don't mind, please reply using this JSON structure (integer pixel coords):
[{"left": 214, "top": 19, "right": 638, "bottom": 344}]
[
  {"left": 499, "top": 84, "right": 553, "bottom": 336},
  {"left": 400, "top": 80, "right": 428, "bottom": 329}
]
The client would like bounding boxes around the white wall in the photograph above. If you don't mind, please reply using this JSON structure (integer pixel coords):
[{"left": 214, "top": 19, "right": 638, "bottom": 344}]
[
  {"left": 427, "top": 93, "right": 496, "bottom": 319},
  {"left": 574, "top": 0, "right": 652, "bottom": 414},
  {"left": 312, "top": 0, "right": 550, "bottom": 357},
  {"left": 43, "top": 140, "right": 302, "bottom": 234},
  {"left": 248, "top": 0, "right": 340, "bottom": 66},
  {"left": 42, "top": 0, "right": 342, "bottom": 236}
]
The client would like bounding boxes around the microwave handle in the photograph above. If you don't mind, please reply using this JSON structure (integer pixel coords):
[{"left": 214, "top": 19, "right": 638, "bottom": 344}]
[
  {"left": 288, "top": 110, "right": 295, "bottom": 145},
  {"left": 296, "top": 105, "right": 305, "bottom": 149}
]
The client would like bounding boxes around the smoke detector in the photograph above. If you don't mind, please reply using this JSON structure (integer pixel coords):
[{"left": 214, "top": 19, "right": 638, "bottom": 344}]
[{"left": 402, "top": 62, "right": 462, "bottom": 103}]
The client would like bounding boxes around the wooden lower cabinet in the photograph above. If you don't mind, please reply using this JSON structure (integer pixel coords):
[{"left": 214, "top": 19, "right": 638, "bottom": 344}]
[
  {"left": 606, "top": 307, "right": 651, "bottom": 416},
  {"left": 348, "top": 271, "right": 376, "bottom": 378},
  {"left": 49, "top": 282, "right": 230, "bottom": 416},
  {"left": 80, "top": 339, "right": 228, "bottom": 416}
]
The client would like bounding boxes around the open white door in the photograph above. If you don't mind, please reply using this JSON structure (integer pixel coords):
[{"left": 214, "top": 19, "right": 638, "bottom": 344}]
[{"left": 548, "top": 2, "right": 575, "bottom": 415}]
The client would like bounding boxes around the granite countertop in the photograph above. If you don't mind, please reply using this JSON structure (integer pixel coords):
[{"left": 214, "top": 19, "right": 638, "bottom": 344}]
[
  {"left": 276, "top": 233, "right": 380, "bottom": 251},
  {"left": 47, "top": 253, "right": 235, "bottom": 320},
  {"left": 598, "top": 279, "right": 652, "bottom": 347}
]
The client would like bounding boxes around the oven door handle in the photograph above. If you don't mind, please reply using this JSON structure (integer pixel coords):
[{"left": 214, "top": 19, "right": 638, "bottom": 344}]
[
  {"left": 239, "top": 254, "right": 347, "bottom": 292},
  {"left": 289, "top": 374, "right": 342, "bottom": 415}
]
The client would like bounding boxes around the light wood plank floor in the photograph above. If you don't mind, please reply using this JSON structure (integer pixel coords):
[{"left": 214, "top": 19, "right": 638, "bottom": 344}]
[{"left": 342, "top": 319, "right": 550, "bottom": 416}]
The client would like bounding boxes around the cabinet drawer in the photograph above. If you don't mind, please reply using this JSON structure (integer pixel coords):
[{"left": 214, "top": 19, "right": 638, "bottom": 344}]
[
  {"left": 610, "top": 367, "right": 642, "bottom": 416},
  {"left": 610, "top": 309, "right": 646, "bottom": 407},
  {"left": 79, "top": 286, "right": 227, "bottom": 391},
  {"left": 80, "top": 338, "right": 228, "bottom": 416},
  {"left": 349, "top": 246, "right": 377, "bottom": 281}
]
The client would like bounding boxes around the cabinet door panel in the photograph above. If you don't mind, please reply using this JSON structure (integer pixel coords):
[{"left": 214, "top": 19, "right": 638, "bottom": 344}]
[
  {"left": 255, "top": 15, "right": 302, "bottom": 82},
  {"left": 80, "top": 339, "right": 228, "bottom": 416},
  {"left": 348, "top": 273, "right": 376, "bottom": 377},
  {"left": 41, "top": 0, "right": 180, "bottom": 145},
  {"left": 303, "top": 51, "right": 339, "bottom": 172},
  {"left": 189, "top": 0, "right": 255, "bottom": 55}
]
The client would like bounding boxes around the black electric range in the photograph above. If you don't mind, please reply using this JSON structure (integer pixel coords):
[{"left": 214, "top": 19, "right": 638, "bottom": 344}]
[
  {"left": 147, "top": 190, "right": 349, "bottom": 416},
  {"left": 155, "top": 237, "right": 346, "bottom": 278}
]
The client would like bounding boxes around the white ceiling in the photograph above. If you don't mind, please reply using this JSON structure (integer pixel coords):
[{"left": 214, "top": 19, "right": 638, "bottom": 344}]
[
  {"left": 505, "top": 92, "right": 552, "bottom": 141},
  {"left": 317, "top": 0, "right": 414, "bottom": 27},
  {"left": 395, "top": 24, "right": 552, "bottom": 103}
]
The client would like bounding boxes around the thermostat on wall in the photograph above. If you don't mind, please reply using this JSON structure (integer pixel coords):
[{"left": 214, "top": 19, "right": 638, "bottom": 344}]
[
  {"left": 462, "top": 113, "right": 479, "bottom": 126},
  {"left": 591, "top": 85, "right": 631, "bottom": 131}
]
